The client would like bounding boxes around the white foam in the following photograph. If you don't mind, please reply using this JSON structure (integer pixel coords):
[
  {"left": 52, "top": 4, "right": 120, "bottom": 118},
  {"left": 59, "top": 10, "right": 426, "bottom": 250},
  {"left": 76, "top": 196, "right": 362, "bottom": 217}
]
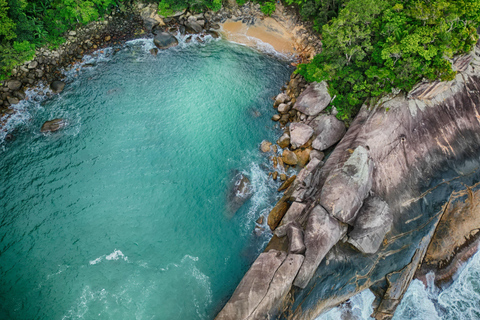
[
  {"left": 315, "top": 289, "right": 375, "bottom": 320},
  {"left": 89, "top": 249, "right": 128, "bottom": 265}
]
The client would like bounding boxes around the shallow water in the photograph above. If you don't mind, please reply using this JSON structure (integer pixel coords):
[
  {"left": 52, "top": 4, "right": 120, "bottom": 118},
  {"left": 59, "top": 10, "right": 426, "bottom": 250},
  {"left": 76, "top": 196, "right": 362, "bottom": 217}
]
[
  {"left": 316, "top": 250, "right": 480, "bottom": 320},
  {"left": 0, "top": 37, "right": 292, "bottom": 319}
]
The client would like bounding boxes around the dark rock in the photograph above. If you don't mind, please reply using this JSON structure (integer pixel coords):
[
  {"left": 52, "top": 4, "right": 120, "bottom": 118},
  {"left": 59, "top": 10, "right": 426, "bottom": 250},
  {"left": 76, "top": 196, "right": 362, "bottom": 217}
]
[
  {"left": 149, "top": 48, "right": 158, "bottom": 56},
  {"left": 185, "top": 20, "right": 203, "bottom": 33},
  {"left": 153, "top": 32, "right": 179, "bottom": 50},
  {"left": 347, "top": 196, "right": 392, "bottom": 254},
  {"left": 40, "top": 118, "right": 67, "bottom": 133},
  {"left": 294, "top": 81, "right": 331, "bottom": 116},
  {"left": 7, "top": 80, "right": 22, "bottom": 91},
  {"left": 207, "top": 30, "right": 220, "bottom": 38},
  {"left": 293, "top": 205, "right": 347, "bottom": 288},
  {"left": 226, "top": 172, "right": 253, "bottom": 217},
  {"left": 50, "top": 80, "right": 66, "bottom": 93},
  {"left": 7, "top": 96, "right": 19, "bottom": 105}
]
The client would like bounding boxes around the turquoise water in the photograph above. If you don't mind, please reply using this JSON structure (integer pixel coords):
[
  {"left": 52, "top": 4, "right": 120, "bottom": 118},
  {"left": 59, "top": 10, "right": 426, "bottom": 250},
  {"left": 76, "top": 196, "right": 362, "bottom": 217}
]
[{"left": 0, "top": 38, "right": 292, "bottom": 319}]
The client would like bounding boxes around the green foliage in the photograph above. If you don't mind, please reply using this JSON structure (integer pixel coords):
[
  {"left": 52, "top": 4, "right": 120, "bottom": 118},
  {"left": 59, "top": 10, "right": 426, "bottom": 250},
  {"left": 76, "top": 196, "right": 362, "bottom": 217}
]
[
  {"left": 0, "top": 40, "right": 35, "bottom": 79},
  {"left": 285, "top": 0, "right": 346, "bottom": 31},
  {"left": 260, "top": 1, "right": 275, "bottom": 16},
  {"left": 297, "top": 0, "right": 480, "bottom": 122}
]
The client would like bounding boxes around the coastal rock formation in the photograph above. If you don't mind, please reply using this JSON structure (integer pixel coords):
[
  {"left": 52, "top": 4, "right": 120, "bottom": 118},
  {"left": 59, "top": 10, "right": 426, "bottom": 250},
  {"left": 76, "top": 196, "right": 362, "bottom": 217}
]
[
  {"left": 289, "top": 123, "right": 313, "bottom": 149},
  {"left": 226, "top": 172, "right": 253, "bottom": 218},
  {"left": 293, "top": 81, "right": 331, "bottom": 116},
  {"left": 40, "top": 119, "right": 67, "bottom": 133},
  {"left": 217, "top": 40, "right": 480, "bottom": 320},
  {"left": 309, "top": 114, "right": 346, "bottom": 151},
  {"left": 50, "top": 80, "right": 65, "bottom": 93},
  {"left": 153, "top": 32, "right": 179, "bottom": 49}
]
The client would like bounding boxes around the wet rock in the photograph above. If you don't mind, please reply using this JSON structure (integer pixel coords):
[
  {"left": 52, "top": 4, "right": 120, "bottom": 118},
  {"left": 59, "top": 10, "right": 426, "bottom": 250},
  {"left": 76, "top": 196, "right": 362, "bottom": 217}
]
[
  {"left": 287, "top": 222, "right": 306, "bottom": 254},
  {"left": 310, "top": 114, "right": 346, "bottom": 151},
  {"left": 293, "top": 205, "right": 347, "bottom": 289},
  {"left": 320, "top": 146, "right": 374, "bottom": 225},
  {"left": 280, "top": 173, "right": 287, "bottom": 181},
  {"left": 215, "top": 250, "right": 287, "bottom": 320},
  {"left": 150, "top": 48, "right": 158, "bottom": 56},
  {"left": 278, "top": 175, "right": 296, "bottom": 192},
  {"left": 207, "top": 30, "right": 220, "bottom": 38},
  {"left": 347, "top": 196, "right": 392, "bottom": 254},
  {"left": 272, "top": 171, "right": 278, "bottom": 180},
  {"left": 272, "top": 114, "right": 281, "bottom": 121},
  {"left": 7, "top": 96, "right": 19, "bottom": 105},
  {"left": 268, "top": 199, "right": 290, "bottom": 230},
  {"left": 185, "top": 20, "right": 203, "bottom": 33},
  {"left": 7, "top": 80, "right": 22, "bottom": 91},
  {"left": 294, "top": 81, "right": 331, "bottom": 116},
  {"left": 50, "top": 80, "right": 65, "bottom": 93},
  {"left": 40, "top": 118, "right": 67, "bottom": 133},
  {"left": 282, "top": 149, "right": 298, "bottom": 166},
  {"left": 275, "top": 92, "right": 289, "bottom": 106},
  {"left": 279, "top": 114, "right": 290, "bottom": 125},
  {"left": 260, "top": 140, "right": 272, "bottom": 153},
  {"left": 153, "top": 32, "right": 179, "bottom": 49},
  {"left": 226, "top": 172, "right": 253, "bottom": 218},
  {"left": 256, "top": 216, "right": 264, "bottom": 225},
  {"left": 277, "top": 133, "right": 290, "bottom": 149},
  {"left": 294, "top": 148, "right": 311, "bottom": 167},
  {"left": 289, "top": 122, "right": 314, "bottom": 149}
]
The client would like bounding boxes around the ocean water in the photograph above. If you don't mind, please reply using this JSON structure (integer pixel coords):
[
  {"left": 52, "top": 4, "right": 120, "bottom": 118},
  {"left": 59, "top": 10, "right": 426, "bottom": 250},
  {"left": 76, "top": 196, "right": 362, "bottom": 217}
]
[
  {"left": 0, "top": 37, "right": 293, "bottom": 319},
  {"left": 316, "top": 250, "right": 480, "bottom": 320}
]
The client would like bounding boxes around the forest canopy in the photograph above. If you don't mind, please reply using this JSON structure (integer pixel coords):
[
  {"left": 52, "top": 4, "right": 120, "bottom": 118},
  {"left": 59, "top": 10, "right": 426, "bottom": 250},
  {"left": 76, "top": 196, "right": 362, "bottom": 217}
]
[{"left": 294, "top": 0, "right": 480, "bottom": 121}]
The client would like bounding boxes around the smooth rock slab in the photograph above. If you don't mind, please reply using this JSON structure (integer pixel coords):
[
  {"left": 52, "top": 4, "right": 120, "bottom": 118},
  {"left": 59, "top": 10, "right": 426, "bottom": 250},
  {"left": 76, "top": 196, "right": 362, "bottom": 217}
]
[
  {"left": 294, "top": 81, "right": 331, "bottom": 116},
  {"left": 275, "top": 202, "right": 307, "bottom": 237},
  {"left": 287, "top": 223, "right": 306, "bottom": 254},
  {"left": 215, "top": 250, "right": 287, "bottom": 320},
  {"left": 289, "top": 122, "right": 314, "bottom": 149},
  {"left": 153, "top": 32, "right": 179, "bottom": 49},
  {"left": 310, "top": 114, "right": 346, "bottom": 151},
  {"left": 248, "top": 254, "right": 304, "bottom": 320},
  {"left": 293, "top": 205, "right": 347, "bottom": 289},
  {"left": 347, "top": 196, "right": 392, "bottom": 254},
  {"left": 320, "top": 146, "right": 373, "bottom": 225}
]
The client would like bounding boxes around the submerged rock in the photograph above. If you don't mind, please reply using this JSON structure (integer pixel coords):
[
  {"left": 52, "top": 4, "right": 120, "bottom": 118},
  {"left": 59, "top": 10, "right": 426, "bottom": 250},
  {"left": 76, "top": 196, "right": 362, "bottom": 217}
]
[
  {"left": 40, "top": 118, "right": 67, "bottom": 133},
  {"left": 153, "top": 32, "right": 179, "bottom": 49},
  {"left": 225, "top": 172, "right": 253, "bottom": 218}
]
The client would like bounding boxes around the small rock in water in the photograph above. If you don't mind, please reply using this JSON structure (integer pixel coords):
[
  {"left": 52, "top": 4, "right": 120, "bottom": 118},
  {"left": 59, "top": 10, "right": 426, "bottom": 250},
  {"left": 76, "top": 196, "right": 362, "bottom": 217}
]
[
  {"left": 256, "top": 216, "right": 264, "bottom": 225},
  {"left": 150, "top": 48, "right": 158, "bottom": 56},
  {"left": 278, "top": 175, "right": 296, "bottom": 192},
  {"left": 277, "top": 133, "right": 290, "bottom": 149},
  {"left": 50, "top": 80, "right": 66, "bottom": 93},
  {"left": 226, "top": 171, "right": 253, "bottom": 218},
  {"left": 260, "top": 140, "right": 272, "bottom": 153},
  {"left": 273, "top": 171, "right": 278, "bottom": 180},
  {"left": 40, "top": 118, "right": 67, "bottom": 133},
  {"left": 272, "top": 114, "right": 281, "bottom": 121},
  {"left": 280, "top": 174, "right": 287, "bottom": 181},
  {"left": 153, "top": 32, "right": 179, "bottom": 49}
]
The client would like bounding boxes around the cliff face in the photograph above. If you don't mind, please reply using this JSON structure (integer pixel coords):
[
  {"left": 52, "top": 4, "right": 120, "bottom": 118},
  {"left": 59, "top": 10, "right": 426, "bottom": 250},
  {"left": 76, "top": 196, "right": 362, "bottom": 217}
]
[{"left": 216, "top": 42, "right": 480, "bottom": 320}]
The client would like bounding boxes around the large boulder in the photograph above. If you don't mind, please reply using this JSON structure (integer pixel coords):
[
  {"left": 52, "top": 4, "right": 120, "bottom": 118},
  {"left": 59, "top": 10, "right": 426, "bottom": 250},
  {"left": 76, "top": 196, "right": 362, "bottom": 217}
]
[
  {"left": 293, "top": 81, "right": 331, "bottom": 116},
  {"left": 310, "top": 114, "right": 346, "bottom": 151},
  {"left": 40, "top": 119, "right": 67, "bottom": 133},
  {"left": 282, "top": 149, "right": 298, "bottom": 166},
  {"left": 293, "top": 205, "right": 347, "bottom": 289},
  {"left": 7, "top": 80, "right": 22, "bottom": 91},
  {"left": 268, "top": 198, "right": 290, "bottom": 230},
  {"left": 289, "top": 122, "right": 314, "bottom": 149},
  {"left": 50, "top": 80, "right": 65, "bottom": 93},
  {"left": 277, "top": 133, "right": 290, "bottom": 149},
  {"left": 185, "top": 20, "right": 203, "bottom": 34},
  {"left": 140, "top": 4, "right": 165, "bottom": 31},
  {"left": 320, "top": 146, "right": 374, "bottom": 225},
  {"left": 153, "top": 32, "right": 179, "bottom": 49},
  {"left": 347, "top": 196, "right": 392, "bottom": 254},
  {"left": 226, "top": 172, "right": 253, "bottom": 218}
]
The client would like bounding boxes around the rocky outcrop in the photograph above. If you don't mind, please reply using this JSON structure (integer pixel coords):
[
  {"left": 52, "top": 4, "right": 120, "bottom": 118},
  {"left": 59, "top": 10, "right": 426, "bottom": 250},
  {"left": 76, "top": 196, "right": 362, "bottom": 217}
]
[
  {"left": 217, "top": 39, "right": 480, "bottom": 320},
  {"left": 309, "top": 114, "right": 346, "bottom": 151},
  {"left": 289, "top": 123, "right": 314, "bottom": 149}
]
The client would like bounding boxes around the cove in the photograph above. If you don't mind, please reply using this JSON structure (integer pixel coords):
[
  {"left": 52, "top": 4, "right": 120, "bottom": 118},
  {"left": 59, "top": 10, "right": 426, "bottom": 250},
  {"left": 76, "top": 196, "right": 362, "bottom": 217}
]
[{"left": 0, "top": 38, "right": 292, "bottom": 319}]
